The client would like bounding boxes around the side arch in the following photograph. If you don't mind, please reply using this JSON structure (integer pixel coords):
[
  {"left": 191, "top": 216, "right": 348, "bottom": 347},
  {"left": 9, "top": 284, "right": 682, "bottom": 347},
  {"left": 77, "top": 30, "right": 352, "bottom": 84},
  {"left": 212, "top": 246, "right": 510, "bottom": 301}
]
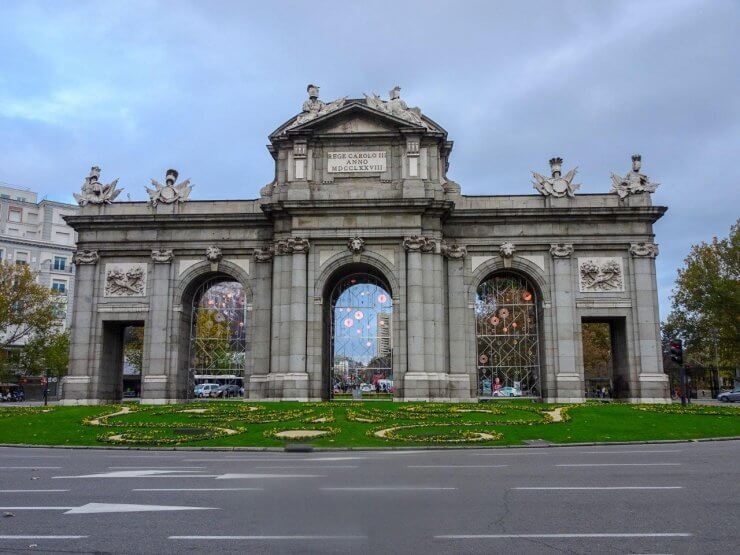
[{"left": 171, "top": 260, "right": 254, "bottom": 400}]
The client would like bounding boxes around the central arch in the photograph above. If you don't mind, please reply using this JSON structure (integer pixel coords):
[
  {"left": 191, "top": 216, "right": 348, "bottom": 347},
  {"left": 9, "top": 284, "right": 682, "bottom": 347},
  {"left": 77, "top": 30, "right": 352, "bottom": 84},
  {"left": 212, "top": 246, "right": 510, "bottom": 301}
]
[{"left": 322, "top": 263, "right": 394, "bottom": 400}]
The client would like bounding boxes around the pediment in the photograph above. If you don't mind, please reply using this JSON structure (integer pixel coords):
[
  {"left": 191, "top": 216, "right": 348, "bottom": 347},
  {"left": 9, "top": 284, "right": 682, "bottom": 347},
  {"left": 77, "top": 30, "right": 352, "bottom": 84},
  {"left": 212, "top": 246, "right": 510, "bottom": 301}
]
[{"left": 270, "top": 100, "right": 445, "bottom": 140}]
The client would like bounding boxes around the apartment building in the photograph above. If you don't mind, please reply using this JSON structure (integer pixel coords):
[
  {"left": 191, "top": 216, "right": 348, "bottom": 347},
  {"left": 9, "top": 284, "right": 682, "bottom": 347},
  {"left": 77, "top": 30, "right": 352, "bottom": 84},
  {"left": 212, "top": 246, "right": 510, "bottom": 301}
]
[{"left": 0, "top": 184, "right": 79, "bottom": 348}]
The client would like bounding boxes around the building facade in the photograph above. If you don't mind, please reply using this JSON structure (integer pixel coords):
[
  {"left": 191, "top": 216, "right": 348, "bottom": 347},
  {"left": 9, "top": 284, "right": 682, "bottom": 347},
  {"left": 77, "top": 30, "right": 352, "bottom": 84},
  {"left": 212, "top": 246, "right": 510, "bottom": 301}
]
[
  {"left": 61, "top": 86, "right": 669, "bottom": 404},
  {"left": 0, "top": 185, "right": 78, "bottom": 348}
]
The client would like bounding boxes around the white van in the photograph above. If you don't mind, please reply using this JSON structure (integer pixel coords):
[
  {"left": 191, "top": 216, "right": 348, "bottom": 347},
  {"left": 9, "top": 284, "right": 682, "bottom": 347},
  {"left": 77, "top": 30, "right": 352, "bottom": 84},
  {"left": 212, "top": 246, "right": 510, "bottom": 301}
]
[{"left": 194, "top": 383, "right": 220, "bottom": 398}]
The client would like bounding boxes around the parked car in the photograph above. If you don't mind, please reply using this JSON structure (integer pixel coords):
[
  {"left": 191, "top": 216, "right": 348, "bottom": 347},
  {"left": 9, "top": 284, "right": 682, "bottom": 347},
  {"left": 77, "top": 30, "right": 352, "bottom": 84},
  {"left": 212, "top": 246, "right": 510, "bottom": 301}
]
[
  {"left": 717, "top": 387, "right": 740, "bottom": 403},
  {"left": 213, "top": 384, "right": 241, "bottom": 398},
  {"left": 194, "top": 383, "right": 220, "bottom": 398}
]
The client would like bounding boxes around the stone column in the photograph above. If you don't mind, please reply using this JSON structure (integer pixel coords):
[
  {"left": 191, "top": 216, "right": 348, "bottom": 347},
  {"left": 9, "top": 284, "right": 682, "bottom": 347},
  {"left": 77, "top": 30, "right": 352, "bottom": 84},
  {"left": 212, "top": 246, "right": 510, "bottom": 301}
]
[
  {"left": 549, "top": 243, "right": 583, "bottom": 402},
  {"left": 248, "top": 246, "right": 273, "bottom": 399},
  {"left": 285, "top": 237, "right": 310, "bottom": 400},
  {"left": 629, "top": 243, "right": 669, "bottom": 402},
  {"left": 140, "top": 249, "right": 174, "bottom": 404},
  {"left": 403, "top": 236, "right": 426, "bottom": 399},
  {"left": 61, "top": 250, "right": 99, "bottom": 404},
  {"left": 267, "top": 241, "right": 286, "bottom": 398},
  {"left": 443, "top": 242, "right": 472, "bottom": 401}
]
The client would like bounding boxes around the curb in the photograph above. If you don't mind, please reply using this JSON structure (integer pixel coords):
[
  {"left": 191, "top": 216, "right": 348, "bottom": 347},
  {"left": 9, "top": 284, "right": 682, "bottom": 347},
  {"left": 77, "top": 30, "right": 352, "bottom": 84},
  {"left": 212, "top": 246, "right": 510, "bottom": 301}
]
[{"left": 0, "top": 436, "right": 738, "bottom": 452}]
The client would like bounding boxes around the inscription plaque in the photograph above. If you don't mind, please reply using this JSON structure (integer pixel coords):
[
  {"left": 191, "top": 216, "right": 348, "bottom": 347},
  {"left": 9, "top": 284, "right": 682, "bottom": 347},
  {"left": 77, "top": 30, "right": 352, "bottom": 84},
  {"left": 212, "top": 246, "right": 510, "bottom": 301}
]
[{"left": 327, "top": 151, "right": 387, "bottom": 173}]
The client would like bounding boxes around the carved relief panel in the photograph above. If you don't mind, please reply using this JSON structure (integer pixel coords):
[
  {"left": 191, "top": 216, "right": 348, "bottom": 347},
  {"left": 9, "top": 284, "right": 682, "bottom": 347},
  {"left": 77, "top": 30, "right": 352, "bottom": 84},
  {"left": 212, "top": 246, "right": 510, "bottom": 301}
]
[
  {"left": 578, "top": 257, "right": 625, "bottom": 293},
  {"left": 104, "top": 263, "right": 148, "bottom": 298}
]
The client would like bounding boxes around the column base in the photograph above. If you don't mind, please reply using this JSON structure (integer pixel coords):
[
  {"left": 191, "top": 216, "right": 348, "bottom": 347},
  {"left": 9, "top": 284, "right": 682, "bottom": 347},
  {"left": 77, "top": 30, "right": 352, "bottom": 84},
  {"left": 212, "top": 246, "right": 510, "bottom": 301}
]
[
  {"left": 248, "top": 374, "right": 268, "bottom": 400},
  {"left": 261, "top": 373, "right": 309, "bottom": 401},
  {"left": 140, "top": 375, "right": 168, "bottom": 402},
  {"left": 404, "top": 372, "right": 449, "bottom": 401},
  {"left": 555, "top": 373, "right": 585, "bottom": 403},
  {"left": 61, "top": 376, "right": 92, "bottom": 404},
  {"left": 637, "top": 373, "right": 670, "bottom": 402}
]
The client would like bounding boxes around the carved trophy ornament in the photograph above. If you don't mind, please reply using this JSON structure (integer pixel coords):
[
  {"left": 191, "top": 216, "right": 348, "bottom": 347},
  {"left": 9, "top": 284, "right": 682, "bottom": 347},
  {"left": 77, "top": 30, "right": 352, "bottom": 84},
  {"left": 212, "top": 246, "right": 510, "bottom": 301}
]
[
  {"left": 364, "top": 86, "right": 429, "bottom": 128},
  {"left": 611, "top": 155, "right": 659, "bottom": 199},
  {"left": 532, "top": 157, "right": 580, "bottom": 198},
  {"left": 146, "top": 169, "right": 193, "bottom": 206},
  {"left": 579, "top": 258, "right": 624, "bottom": 292},
  {"left": 550, "top": 243, "right": 574, "bottom": 258},
  {"left": 288, "top": 84, "right": 347, "bottom": 129},
  {"left": 73, "top": 250, "right": 99, "bottom": 265},
  {"left": 151, "top": 249, "right": 174, "bottom": 263},
  {"left": 73, "top": 166, "right": 123, "bottom": 206},
  {"left": 347, "top": 236, "right": 365, "bottom": 255},
  {"left": 629, "top": 242, "right": 659, "bottom": 258},
  {"left": 104, "top": 264, "right": 146, "bottom": 297},
  {"left": 441, "top": 242, "right": 467, "bottom": 259}
]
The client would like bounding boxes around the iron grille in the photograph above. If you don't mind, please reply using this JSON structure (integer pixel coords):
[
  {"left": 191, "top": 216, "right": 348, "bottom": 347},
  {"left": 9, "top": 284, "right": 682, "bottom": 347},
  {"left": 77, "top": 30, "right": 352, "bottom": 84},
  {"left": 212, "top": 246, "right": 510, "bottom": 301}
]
[
  {"left": 188, "top": 279, "right": 247, "bottom": 396},
  {"left": 475, "top": 273, "right": 541, "bottom": 398},
  {"left": 328, "top": 273, "right": 393, "bottom": 398}
]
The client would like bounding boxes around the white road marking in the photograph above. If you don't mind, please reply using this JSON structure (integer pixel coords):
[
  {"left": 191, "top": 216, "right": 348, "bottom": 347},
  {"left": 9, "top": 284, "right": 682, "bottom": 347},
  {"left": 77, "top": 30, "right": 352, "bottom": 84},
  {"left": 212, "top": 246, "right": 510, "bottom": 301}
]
[
  {"left": 0, "top": 489, "right": 70, "bottom": 493},
  {"left": 322, "top": 487, "right": 456, "bottom": 491},
  {"left": 53, "top": 470, "right": 211, "bottom": 479},
  {"left": 557, "top": 463, "right": 682, "bottom": 467},
  {"left": 134, "top": 488, "right": 263, "bottom": 492},
  {"left": 0, "top": 506, "right": 73, "bottom": 510},
  {"left": 216, "top": 473, "right": 325, "bottom": 479},
  {"left": 64, "top": 502, "right": 217, "bottom": 514},
  {"left": 0, "top": 503, "right": 217, "bottom": 514},
  {"left": 408, "top": 465, "right": 508, "bottom": 469},
  {"left": 473, "top": 451, "right": 551, "bottom": 456},
  {"left": 0, "top": 455, "right": 70, "bottom": 459},
  {"left": 253, "top": 465, "right": 358, "bottom": 469},
  {"left": 170, "top": 535, "right": 367, "bottom": 540},
  {"left": 512, "top": 486, "right": 684, "bottom": 491},
  {"left": 436, "top": 533, "right": 692, "bottom": 539},
  {"left": 184, "top": 456, "right": 365, "bottom": 462},
  {"left": 107, "top": 466, "right": 206, "bottom": 469},
  {"left": 0, "top": 535, "right": 88, "bottom": 539},
  {"left": 580, "top": 450, "right": 683, "bottom": 454},
  {"left": 0, "top": 466, "right": 62, "bottom": 469}
]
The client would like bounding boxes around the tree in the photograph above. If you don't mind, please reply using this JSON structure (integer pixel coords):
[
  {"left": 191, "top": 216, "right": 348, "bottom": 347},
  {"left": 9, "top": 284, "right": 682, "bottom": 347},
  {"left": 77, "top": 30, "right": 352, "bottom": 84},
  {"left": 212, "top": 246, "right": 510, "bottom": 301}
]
[
  {"left": 18, "top": 330, "right": 70, "bottom": 379},
  {"left": 0, "top": 262, "right": 57, "bottom": 350},
  {"left": 663, "top": 220, "right": 740, "bottom": 369},
  {"left": 582, "top": 322, "right": 612, "bottom": 378}
]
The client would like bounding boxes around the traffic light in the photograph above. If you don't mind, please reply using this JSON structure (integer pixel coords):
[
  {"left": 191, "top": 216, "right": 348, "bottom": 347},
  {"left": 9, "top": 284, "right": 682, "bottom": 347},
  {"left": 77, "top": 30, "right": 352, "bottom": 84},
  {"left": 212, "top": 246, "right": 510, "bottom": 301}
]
[{"left": 669, "top": 339, "right": 683, "bottom": 365}]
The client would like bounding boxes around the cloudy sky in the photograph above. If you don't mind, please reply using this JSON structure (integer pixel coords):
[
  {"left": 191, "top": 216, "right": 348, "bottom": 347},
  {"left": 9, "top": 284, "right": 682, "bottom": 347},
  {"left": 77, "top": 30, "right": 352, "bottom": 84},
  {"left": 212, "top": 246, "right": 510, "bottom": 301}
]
[{"left": 1, "top": 0, "right": 738, "bottom": 314}]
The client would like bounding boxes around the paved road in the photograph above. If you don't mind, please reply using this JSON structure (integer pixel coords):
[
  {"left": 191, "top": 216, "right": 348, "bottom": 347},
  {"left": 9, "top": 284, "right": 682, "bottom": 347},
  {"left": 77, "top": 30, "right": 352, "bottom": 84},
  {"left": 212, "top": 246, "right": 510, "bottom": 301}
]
[{"left": 0, "top": 441, "right": 737, "bottom": 554}]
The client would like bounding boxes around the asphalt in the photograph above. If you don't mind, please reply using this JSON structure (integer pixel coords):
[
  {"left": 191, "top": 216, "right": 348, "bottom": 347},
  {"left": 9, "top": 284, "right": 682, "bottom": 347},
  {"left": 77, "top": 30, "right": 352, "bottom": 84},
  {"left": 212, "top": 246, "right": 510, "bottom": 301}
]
[{"left": 0, "top": 441, "right": 737, "bottom": 554}]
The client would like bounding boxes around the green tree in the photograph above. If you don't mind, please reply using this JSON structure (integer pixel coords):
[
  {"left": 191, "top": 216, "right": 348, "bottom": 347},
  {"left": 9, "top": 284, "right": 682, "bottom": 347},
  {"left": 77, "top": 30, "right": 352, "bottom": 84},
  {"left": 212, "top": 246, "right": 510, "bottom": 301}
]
[
  {"left": 663, "top": 220, "right": 740, "bottom": 369},
  {"left": 18, "top": 330, "right": 70, "bottom": 379},
  {"left": 582, "top": 322, "right": 612, "bottom": 378},
  {"left": 0, "top": 262, "right": 57, "bottom": 350}
]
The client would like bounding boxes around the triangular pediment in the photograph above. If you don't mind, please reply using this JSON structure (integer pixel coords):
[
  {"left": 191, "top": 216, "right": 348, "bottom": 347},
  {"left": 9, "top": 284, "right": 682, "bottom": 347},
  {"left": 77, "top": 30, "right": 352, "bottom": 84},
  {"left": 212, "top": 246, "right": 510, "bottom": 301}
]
[{"left": 270, "top": 100, "right": 445, "bottom": 139}]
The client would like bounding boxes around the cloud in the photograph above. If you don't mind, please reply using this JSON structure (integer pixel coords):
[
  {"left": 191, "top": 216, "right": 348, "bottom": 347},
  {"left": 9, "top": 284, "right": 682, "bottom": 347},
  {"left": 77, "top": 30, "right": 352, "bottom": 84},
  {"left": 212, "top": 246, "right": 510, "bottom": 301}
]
[{"left": 0, "top": 0, "right": 738, "bottom": 315}]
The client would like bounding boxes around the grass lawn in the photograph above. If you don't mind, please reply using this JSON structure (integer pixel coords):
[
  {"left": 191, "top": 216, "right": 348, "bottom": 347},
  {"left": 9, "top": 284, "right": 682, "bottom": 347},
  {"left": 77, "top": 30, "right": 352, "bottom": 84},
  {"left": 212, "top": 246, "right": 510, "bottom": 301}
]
[{"left": 0, "top": 401, "right": 738, "bottom": 449}]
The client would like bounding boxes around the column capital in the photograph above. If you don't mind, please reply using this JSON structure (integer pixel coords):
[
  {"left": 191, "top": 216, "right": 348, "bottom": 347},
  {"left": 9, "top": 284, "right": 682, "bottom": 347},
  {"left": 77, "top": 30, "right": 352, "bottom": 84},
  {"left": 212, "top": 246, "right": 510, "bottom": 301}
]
[
  {"left": 404, "top": 235, "right": 436, "bottom": 252},
  {"left": 275, "top": 236, "right": 310, "bottom": 254},
  {"left": 73, "top": 250, "right": 99, "bottom": 265},
  {"left": 549, "top": 243, "right": 574, "bottom": 258},
  {"left": 253, "top": 246, "right": 275, "bottom": 262},
  {"left": 151, "top": 249, "right": 174, "bottom": 263},
  {"left": 629, "top": 242, "right": 659, "bottom": 258},
  {"left": 441, "top": 241, "right": 467, "bottom": 259}
]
